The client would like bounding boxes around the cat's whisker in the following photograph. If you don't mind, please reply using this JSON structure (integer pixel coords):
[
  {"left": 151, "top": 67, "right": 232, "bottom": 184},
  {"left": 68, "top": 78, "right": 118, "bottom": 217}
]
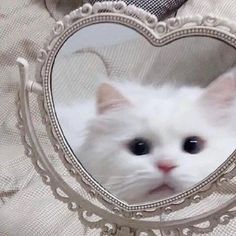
[
  {"left": 94, "top": 174, "right": 154, "bottom": 186},
  {"left": 94, "top": 175, "right": 136, "bottom": 180},
  {"left": 100, "top": 175, "right": 158, "bottom": 188},
  {"left": 112, "top": 180, "right": 153, "bottom": 197},
  {"left": 103, "top": 176, "right": 143, "bottom": 188},
  {"left": 105, "top": 175, "right": 156, "bottom": 193},
  {"left": 105, "top": 177, "right": 140, "bottom": 189},
  {"left": 93, "top": 172, "right": 151, "bottom": 180}
]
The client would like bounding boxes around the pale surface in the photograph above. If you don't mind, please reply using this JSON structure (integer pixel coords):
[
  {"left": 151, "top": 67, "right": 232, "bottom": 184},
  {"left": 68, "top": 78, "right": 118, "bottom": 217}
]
[{"left": 1, "top": 1, "right": 236, "bottom": 235}]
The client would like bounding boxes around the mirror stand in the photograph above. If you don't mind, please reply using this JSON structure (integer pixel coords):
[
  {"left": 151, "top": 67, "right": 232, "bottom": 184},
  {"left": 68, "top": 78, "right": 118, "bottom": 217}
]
[
  {"left": 17, "top": 57, "right": 44, "bottom": 161},
  {"left": 16, "top": 57, "right": 140, "bottom": 236}
]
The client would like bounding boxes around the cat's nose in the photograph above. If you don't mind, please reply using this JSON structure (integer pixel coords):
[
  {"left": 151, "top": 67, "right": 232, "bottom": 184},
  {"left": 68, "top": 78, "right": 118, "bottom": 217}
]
[{"left": 156, "top": 160, "right": 177, "bottom": 174}]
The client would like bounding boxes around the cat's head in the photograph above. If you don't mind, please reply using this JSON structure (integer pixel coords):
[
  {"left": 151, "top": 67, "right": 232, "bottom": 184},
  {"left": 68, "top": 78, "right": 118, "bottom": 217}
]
[{"left": 79, "top": 68, "right": 236, "bottom": 204}]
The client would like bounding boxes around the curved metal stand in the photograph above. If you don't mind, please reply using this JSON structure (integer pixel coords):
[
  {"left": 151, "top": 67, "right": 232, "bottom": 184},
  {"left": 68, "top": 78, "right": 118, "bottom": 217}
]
[{"left": 16, "top": 57, "right": 138, "bottom": 235}]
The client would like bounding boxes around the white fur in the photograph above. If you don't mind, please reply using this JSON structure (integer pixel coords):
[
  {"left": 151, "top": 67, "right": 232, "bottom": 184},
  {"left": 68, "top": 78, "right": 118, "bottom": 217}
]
[{"left": 56, "top": 77, "right": 236, "bottom": 204}]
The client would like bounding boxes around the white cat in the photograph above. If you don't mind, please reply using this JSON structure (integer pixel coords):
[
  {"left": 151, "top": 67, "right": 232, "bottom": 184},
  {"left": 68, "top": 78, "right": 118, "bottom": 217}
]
[{"left": 56, "top": 68, "right": 236, "bottom": 204}]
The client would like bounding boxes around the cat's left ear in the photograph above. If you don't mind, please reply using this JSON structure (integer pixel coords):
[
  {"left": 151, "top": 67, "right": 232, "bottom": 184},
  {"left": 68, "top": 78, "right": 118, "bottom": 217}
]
[
  {"left": 200, "top": 67, "right": 236, "bottom": 109},
  {"left": 96, "top": 83, "right": 131, "bottom": 114}
]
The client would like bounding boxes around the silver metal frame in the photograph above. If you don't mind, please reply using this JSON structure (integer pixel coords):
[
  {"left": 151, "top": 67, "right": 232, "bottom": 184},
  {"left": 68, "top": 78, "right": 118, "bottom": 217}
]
[{"left": 16, "top": 1, "right": 236, "bottom": 235}]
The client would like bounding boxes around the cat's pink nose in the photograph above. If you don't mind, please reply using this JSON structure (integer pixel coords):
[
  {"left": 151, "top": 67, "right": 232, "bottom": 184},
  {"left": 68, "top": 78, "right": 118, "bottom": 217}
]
[{"left": 156, "top": 160, "right": 177, "bottom": 174}]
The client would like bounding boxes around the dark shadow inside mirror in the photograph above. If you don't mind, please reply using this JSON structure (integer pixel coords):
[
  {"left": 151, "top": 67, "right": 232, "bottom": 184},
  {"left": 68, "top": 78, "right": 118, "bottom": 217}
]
[{"left": 52, "top": 23, "right": 236, "bottom": 204}]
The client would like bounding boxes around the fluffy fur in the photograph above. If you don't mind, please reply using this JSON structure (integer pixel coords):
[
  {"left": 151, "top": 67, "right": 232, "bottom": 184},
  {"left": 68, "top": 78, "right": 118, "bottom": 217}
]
[{"left": 56, "top": 68, "right": 236, "bottom": 204}]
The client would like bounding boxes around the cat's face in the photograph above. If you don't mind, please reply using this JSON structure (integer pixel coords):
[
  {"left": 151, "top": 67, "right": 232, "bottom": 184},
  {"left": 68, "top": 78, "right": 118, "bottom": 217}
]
[{"left": 79, "top": 69, "right": 236, "bottom": 204}]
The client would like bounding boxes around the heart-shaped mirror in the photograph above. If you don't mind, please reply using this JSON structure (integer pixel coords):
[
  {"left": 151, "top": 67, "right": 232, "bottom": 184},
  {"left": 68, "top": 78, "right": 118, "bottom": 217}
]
[
  {"left": 52, "top": 20, "right": 236, "bottom": 205},
  {"left": 17, "top": 1, "right": 236, "bottom": 234}
]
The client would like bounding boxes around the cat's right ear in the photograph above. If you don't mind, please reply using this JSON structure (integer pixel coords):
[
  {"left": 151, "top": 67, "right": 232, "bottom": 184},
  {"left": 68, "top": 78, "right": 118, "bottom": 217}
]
[{"left": 96, "top": 83, "right": 131, "bottom": 114}]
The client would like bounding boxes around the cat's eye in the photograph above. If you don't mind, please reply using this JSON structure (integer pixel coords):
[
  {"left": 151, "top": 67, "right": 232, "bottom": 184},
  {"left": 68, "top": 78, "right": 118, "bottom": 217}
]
[
  {"left": 127, "top": 138, "right": 152, "bottom": 156},
  {"left": 183, "top": 136, "right": 205, "bottom": 154}
]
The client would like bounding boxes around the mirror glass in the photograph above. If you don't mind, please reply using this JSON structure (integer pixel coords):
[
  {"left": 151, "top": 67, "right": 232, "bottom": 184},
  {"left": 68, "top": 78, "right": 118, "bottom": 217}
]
[{"left": 52, "top": 23, "right": 236, "bottom": 204}]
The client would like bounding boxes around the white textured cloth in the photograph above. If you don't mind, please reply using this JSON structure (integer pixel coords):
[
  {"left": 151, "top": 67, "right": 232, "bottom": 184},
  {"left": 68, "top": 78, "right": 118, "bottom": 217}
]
[{"left": 1, "top": 1, "right": 236, "bottom": 236}]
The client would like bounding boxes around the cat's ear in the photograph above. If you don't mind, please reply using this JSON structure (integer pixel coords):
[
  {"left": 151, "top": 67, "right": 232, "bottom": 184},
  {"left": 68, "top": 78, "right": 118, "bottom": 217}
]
[
  {"left": 96, "top": 83, "right": 131, "bottom": 114},
  {"left": 201, "top": 68, "right": 236, "bottom": 109}
]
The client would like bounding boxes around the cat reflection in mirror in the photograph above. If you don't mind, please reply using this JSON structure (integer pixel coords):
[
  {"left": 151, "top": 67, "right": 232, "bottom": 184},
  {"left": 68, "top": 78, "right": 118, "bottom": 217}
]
[{"left": 57, "top": 68, "right": 236, "bottom": 204}]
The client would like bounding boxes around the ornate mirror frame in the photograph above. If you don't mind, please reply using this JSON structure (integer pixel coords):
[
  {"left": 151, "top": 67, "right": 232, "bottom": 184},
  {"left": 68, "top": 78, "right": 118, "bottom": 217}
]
[{"left": 16, "top": 1, "right": 236, "bottom": 235}]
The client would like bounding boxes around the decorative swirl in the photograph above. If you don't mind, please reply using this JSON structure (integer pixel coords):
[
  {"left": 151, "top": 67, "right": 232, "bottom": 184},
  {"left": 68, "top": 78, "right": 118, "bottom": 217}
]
[
  {"left": 134, "top": 212, "right": 143, "bottom": 219},
  {"left": 52, "top": 21, "right": 65, "bottom": 36},
  {"left": 63, "top": 14, "right": 72, "bottom": 28},
  {"left": 37, "top": 49, "right": 48, "bottom": 63},
  {"left": 101, "top": 223, "right": 117, "bottom": 236},
  {"left": 80, "top": 3, "right": 93, "bottom": 17},
  {"left": 41, "top": 174, "right": 51, "bottom": 184},
  {"left": 68, "top": 202, "right": 78, "bottom": 212},
  {"left": 41, "top": 116, "right": 49, "bottom": 126},
  {"left": 202, "top": 15, "right": 219, "bottom": 27},
  {"left": 68, "top": 166, "right": 77, "bottom": 176},
  {"left": 88, "top": 189, "right": 97, "bottom": 198},
  {"left": 144, "top": 15, "right": 158, "bottom": 29},
  {"left": 192, "top": 195, "right": 202, "bottom": 204},
  {"left": 53, "top": 143, "right": 61, "bottom": 152},
  {"left": 164, "top": 207, "right": 173, "bottom": 215},
  {"left": 25, "top": 147, "right": 32, "bottom": 157},
  {"left": 92, "top": 2, "right": 103, "bottom": 14},
  {"left": 167, "top": 18, "right": 182, "bottom": 31},
  {"left": 164, "top": 15, "right": 203, "bottom": 34},
  {"left": 155, "top": 22, "right": 167, "bottom": 35},
  {"left": 219, "top": 214, "right": 233, "bottom": 225},
  {"left": 112, "top": 1, "right": 126, "bottom": 13},
  {"left": 217, "top": 177, "right": 229, "bottom": 186}
]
